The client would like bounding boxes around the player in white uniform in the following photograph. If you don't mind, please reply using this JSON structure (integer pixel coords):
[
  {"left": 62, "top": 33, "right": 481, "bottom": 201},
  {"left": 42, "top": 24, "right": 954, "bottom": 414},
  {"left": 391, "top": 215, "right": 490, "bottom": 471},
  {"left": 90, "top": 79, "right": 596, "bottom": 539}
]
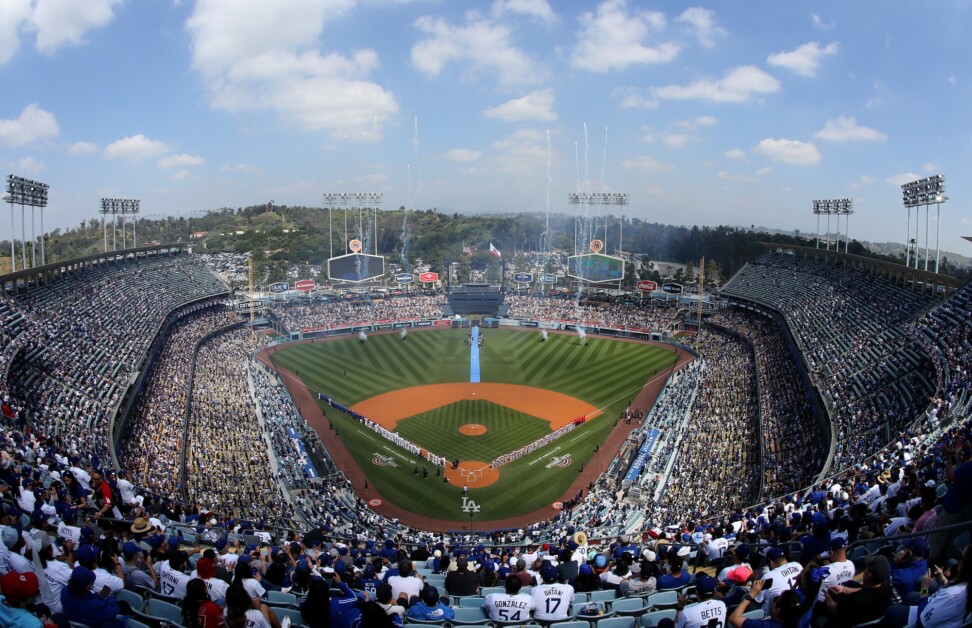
[
  {"left": 159, "top": 551, "right": 194, "bottom": 600},
  {"left": 484, "top": 575, "right": 535, "bottom": 623},
  {"left": 531, "top": 562, "right": 574, "bottom": 624},
  {"left": 676, "top": 574, "right": 726, "bottom": 628},
  {"left": 756, "top": 547, "right": 803, "bottom": 616}
]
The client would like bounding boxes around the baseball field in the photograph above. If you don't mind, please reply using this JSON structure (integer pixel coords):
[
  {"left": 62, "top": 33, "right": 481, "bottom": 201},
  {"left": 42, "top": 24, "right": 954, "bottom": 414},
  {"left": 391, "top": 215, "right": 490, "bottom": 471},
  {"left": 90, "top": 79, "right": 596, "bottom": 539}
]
[{"left": 269, "top": 327, "right": 676, "bottom": 526}]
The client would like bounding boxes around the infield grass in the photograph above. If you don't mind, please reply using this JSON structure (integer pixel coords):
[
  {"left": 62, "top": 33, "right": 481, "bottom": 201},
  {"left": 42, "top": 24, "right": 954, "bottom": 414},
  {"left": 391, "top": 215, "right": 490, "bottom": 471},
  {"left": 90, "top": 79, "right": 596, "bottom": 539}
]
[{"left": 270, "top": 328, "right": 677, "bottom": 525}]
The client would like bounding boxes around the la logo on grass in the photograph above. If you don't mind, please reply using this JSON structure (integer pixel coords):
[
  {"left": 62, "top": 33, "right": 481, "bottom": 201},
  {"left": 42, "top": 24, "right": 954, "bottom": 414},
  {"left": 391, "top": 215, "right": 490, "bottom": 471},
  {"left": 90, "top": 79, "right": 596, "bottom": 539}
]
[{"left": 461, "top": 496, "right": 481, "bottom": 513}]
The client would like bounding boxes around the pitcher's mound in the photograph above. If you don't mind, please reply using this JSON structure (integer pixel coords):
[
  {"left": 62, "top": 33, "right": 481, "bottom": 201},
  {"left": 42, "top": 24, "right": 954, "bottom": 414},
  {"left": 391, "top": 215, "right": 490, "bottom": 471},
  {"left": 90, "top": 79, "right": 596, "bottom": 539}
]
[
  {"left": 444, "top": 460, "right": 500, "bottom": 488},
  {"left": 459, "top": 423, "right": 487, "bottom": 436}
]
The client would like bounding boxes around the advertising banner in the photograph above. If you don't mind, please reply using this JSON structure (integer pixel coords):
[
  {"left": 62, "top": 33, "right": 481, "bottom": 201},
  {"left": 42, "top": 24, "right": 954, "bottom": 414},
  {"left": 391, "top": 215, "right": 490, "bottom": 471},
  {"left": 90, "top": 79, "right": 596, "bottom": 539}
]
[
  {"left": 268, "top": 282, "right": 289, "bottom": 292},
  {"left": 419, "top": 271, "right": 439, "bottom": 283},
  {"left": 662, "top": 282, "right": 683, "bottom": 294},
  {"left": 513, "top": 272, "right": 533, "bottom": 283},
  {"left": 395, "top": 273, "right": 415, "bottom": 284},
  {"left": 295, "top": 280, "right": 316, "bottom": 292},
  {"left": 539, "top": 273, "right": 557, "bottom": 283},
  {"left": 636, "top": 280, "right": 658, "bottom": 292}
]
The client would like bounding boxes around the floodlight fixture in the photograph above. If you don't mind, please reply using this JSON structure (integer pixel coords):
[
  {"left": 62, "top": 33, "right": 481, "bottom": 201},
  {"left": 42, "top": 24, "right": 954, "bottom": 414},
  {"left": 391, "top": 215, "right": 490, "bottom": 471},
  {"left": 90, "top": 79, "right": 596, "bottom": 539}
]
[
  {"left": 902, "top": 175, "right": 946, "bottom": 272},
  {"left": 6, "top": 175, "right": 49, "bottom": 270},
  {"left": 322, "top": 192, "right": 383, "bottom": 258}
]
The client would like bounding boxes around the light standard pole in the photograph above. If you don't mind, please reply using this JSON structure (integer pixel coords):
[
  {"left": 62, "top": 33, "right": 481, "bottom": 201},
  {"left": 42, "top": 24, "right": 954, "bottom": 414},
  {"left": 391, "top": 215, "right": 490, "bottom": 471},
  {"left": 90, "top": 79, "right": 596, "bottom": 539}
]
[
  {"left": 5, "top": 176, "right": 49, "bottom": 271},
  {"left": 902, "top": 175, "right": 946, "bottom": 273}
]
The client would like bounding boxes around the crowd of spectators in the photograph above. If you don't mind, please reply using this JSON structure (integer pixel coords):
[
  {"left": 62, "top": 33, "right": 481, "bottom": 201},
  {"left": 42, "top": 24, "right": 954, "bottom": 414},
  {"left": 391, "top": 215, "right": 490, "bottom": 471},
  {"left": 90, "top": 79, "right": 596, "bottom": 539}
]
[
  {"left": 709, "top": 308, "right": 827, "bottom": 499},
  {"left": 272, "top": 296, "right": 446, "bottom": 332},
  {"left": 2, "top": 253, "right": 228, "bottom": 466},
  {"left": 118, "top": 307, "right": 242, "bottom": 498},
  {"left": 504, "top": 294, "right": 674, "bottom": 330},
  {"left": 184, "top": 328, "right": 294, "bottom": 527},
  {"left": 1, "top": 248, "right": 971, "bottom": 628},
  {"left": 722, "top": 253, "right": 939, "bottom": 472},
  {"left": 657, "top": 329, "right": 761, "bottom": 526}
]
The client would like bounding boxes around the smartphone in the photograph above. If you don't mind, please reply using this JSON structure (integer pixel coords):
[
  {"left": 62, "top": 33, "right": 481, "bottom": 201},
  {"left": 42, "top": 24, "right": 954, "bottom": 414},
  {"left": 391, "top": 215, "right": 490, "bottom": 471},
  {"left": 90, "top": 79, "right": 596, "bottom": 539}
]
[
  {"left": 100, "top": 585, "right": 112, "bottom": 599},
  {"left": 762, "top": 578, "right": 773, "bottom": 588}
]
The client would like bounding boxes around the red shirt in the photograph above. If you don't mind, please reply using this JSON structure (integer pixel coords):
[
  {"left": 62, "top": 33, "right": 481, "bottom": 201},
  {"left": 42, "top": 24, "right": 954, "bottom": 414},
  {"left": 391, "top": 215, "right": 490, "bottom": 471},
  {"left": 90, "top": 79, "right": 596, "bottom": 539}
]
[{"left": 196, "top": 600, "right": 227, "bottom": 628}]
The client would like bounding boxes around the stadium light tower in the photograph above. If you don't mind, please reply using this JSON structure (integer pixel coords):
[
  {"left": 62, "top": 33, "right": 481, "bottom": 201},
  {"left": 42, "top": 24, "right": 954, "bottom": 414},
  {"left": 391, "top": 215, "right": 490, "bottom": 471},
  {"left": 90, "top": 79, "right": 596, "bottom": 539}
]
[
  {"left": 902, "top": 175, "right": 946, "bottom": 272},
  {"left": 835, "top": 199, "right": 854, "bottom": 253},
  {"left": 567, "top": 192, "right": 629, "bottom": 254},
  {"left": 5, "top": 175, "right": 49, "bottom": 270}
]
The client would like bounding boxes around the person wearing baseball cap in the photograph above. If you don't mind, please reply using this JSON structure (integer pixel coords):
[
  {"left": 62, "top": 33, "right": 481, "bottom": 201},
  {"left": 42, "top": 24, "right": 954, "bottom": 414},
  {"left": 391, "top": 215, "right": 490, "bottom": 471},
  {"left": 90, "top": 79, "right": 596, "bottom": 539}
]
[
  {"left": 60, "top": 566, "right": 125, "bottom": 628},
  {"left": 532, "top": 560, "right": 574, "bottom": 624},
  {"left": 817, "top": 537, "right": 855, "bottom": 602},
  {"left": 0, "top": 570, "right": 42, "bottom": 626},
  {"left": 676, "top": 573, "right": 726, "bottom": 628},
  {"left": 755, "top": 546, "right": 803, "bottom": 616},
  {"left": 891, "top": 536, "right": 929, "bottom": 599},
  {"left": 444, "top": 554, "right": 479, "bottom": 597},
  {"left": 406, "top": 585, "right": 455, "bottom": 622},
  {"left": 121, "top": 540, "right": 158, "bottom": 592}
]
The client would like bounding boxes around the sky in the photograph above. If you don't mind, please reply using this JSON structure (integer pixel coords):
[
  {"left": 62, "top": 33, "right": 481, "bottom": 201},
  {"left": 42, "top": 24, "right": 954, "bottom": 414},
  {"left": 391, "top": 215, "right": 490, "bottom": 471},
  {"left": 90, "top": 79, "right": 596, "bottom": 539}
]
[{"left": 0, "top": 0, "right": 970, "bottom": 256}]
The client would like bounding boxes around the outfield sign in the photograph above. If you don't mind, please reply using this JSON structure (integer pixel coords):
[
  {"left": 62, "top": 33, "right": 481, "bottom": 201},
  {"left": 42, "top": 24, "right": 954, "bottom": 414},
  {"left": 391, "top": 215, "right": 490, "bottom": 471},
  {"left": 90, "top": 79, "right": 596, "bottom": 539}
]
[
  {"left": 236, "top": 299, "right": 269, "bottom": 311},
  {"left": 295, "top": 279, "right": 316, "bottom": 292},
  {"left": 662, "top": 282, "right": 683, "bottom": 294},
  {"left": 268, "top": 282, "right": 289, "bottom": 292},
  {"left": 513, "top": 272, "right": 533, "bottom": 283},
  {"left": 539, "top": 273, "right": 557, "bottom": 284},
  {"left": 395, "top": 273, "right": 415, "bottom": 284},
  {"left": 636, "top": 280, "right": 657, "bottom": 292},
  {"left": 419, "top": 271, "right": 439, "bottom": 283}
]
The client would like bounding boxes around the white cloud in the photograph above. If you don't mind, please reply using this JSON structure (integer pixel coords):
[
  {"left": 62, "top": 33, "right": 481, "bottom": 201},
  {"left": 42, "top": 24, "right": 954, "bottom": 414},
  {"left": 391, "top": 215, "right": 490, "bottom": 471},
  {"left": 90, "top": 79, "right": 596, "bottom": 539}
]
[
  {"left": 814, "top": 116, "right": 887, "bottom": 142},
  {"left": 490, "top": 128, "right": 547, "bottom": 174},
  {"left": 1, "top": 155, "right": 45, "bottom": 175},
  {"left": 755, "top": 166, "right": 771, "bottom": 176},
  {"left": 811, "top": 13, "right": 835, "bottom": 30},
  {"left": 571, "top": 0, "right": 678, "bottom": 72},
  {"left": 169, "top": 169, "right": 192, "bottom": 181},
  {"left": 0, "top": 103, "right": 59, "bottom": 147},
  {"left": 445, "top": 148, "right": 484, "bottom": 163},
  {"left": 671, "top": 115, "right": 718, "bottom": 129},
  {"left": 0, "top": 0, "right": 31, "bottom": 64},
  {"left": 0, "top": 0, "right": 122, "bottom": 64},
  {"left": 753, "top": 137, "right": 821, "bottom": 165},
  {"left": 922, "top": 162, "right": 940, "bottom": 173},
  {"left": 67, "top": 140, "right": 98, "bottom": 155},
  {"left": 483, "top": 89, "right": 556, "bottom": 122},
  {"left": 31, "top": 0, "right": 124, "bottom": 55},
  {"left": 221, "top": 163, "right": 262, "bottom": 174},
  {"left": 717, "top": 170, "right": 753, "bottom": 182},
  {"left": 886, "top": 172, "right": 921, "bottom": 186},
  {"left": 694, "top": 115, "right": 718, "bottom": 127},
  {"left": 187, "top": 1, "right": 398, "bottom": 139},
  {"left": 724, "top": 148, "right": 746, "bottom": 159},
  {"left": 103, "top": 134, "right": 169, "bottom": 160},
  {"left": 767, "top": 41, "right": 838, "bottom": 77},
  {"left": 622, "top": 155, "right": 675, "bottom": 171},
  {"left": 411, "top": 14, "right": 541, "bottom": 86},
  {"left": 158, "top": 153, "right": 205, "bottom": 169},
  {"left": 612, "top": 86, "right": 658, "bottom": 109},
  {"left": 491, "top": 0, "right": 556, "bottom": 24},
  {"left": 653, "top": 65, "right": 781, "bottom": 103},
  {"left": 643, "top": 128, "right": 696, "bottom": 148},
  {"left": 676, "top": 7, "right": 726, "bottom": 49},
  {"left": 849, "top": 174, "right": 876, "bottom": 191}
]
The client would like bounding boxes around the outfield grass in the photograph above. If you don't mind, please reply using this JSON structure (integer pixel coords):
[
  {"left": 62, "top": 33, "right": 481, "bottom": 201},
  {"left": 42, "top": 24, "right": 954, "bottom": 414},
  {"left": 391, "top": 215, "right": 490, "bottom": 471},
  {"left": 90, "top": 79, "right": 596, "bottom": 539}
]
[{"left": 271, "top": 328, "right": 676, "bottom": 524}]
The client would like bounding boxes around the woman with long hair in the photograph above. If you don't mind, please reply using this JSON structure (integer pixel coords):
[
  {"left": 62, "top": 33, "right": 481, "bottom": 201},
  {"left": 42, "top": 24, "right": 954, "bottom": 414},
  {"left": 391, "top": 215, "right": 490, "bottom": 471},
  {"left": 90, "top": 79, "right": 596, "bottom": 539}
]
[
  {"left": 224, "top": 582, "right": 281, "bottom": 628},
  {"left": 182, "top": 578, "right": 225, "bottom": 628},
  {"left": 918, "top": 544, "right": 972, "bottom": 628},
  {"left": 299, "top": 577, "right": 330, "bottom": 628}
]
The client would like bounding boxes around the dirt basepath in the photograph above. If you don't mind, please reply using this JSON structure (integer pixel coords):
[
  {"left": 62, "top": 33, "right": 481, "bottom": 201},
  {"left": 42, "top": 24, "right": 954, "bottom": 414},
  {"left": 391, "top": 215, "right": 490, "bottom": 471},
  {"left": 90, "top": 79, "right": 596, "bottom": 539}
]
[{"left": 256, "top": 329, "right": 695, "bottom": 533}]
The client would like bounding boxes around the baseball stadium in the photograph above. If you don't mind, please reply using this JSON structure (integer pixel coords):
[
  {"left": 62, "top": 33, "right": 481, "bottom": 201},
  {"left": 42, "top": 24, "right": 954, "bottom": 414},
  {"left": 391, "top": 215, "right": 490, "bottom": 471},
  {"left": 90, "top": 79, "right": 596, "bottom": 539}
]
[{"left": 2, "top": 3, "right": 972, "bottom": 626}]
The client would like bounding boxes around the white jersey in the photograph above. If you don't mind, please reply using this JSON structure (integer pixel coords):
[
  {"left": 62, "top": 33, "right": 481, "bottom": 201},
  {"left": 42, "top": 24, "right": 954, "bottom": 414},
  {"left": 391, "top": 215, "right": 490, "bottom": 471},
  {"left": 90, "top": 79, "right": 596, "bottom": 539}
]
[
  {"left": 159, "top": 561, "right": 192, "bottom": 599},
  {"left": 676, "top": 599, "right": 728, "bottom": 628},
  {"left": 93, "top": 567, "right": 124, "bottom": 594},
  {"left": 43, "top": 559, "right": 73, "bottom": 613},
  {"left": 484, "top": 592, "right": 536, "bottom": 623},
  {"left": 705, "top": 537, "right": 729, "bottom": 562},
  {"left": 757, "top": 561, "right": 803, "bottom": 615},
  {"left": 189, "top": 573, "right": 230, "bottom": 604},
  {"left": 817, "top": 559, "right": 856, "bottom": 602},
  {"left": 531, "top": 583, "right": 574, "bottom": 621},
  {"left": 918, "top": 583, "right": 970, "bottom": 628}
]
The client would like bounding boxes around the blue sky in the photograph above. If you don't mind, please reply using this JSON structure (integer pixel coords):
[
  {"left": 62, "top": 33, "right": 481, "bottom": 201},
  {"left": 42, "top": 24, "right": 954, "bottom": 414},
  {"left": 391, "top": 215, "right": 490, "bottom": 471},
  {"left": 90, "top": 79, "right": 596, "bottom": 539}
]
[{"left": 1, "top": 0, "right": 970, "bottom": 256}]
